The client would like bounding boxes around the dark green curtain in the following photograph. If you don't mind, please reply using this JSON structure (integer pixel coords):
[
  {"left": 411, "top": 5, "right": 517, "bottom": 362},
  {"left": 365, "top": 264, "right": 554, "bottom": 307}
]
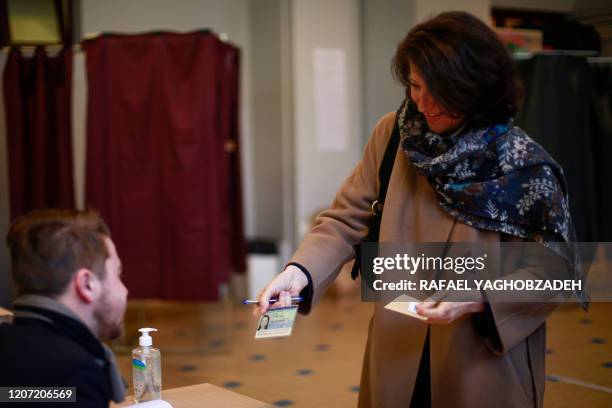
[
  {"left": 590, "top": 63, "right": 612, "bottom": 241},
  {"left": 515, "top": 55, "right": 612, "bottom": 242}
]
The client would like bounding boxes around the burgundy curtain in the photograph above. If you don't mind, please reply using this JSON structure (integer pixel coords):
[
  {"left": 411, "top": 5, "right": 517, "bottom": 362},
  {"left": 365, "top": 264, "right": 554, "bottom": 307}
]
[
  {"left": 84, "top": 32, "right": 245, "bottom": 301},
  {"left": 218, "top": 45, "right": 247, "bottom": 277},
  {"left": 3, "top": 47, "right": 75, "bottom": 220}
]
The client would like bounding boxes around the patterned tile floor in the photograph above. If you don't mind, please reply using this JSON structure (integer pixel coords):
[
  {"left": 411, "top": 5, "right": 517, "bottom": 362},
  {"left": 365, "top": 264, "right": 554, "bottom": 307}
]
[{"left": 111, "top": 295, "right": 612, "bottom": 407}]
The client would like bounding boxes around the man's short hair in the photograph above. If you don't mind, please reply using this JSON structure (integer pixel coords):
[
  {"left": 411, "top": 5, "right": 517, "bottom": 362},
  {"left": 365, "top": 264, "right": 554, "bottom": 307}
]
[{"left": 6, "top": 209, "right": 111, "bottom": 297}]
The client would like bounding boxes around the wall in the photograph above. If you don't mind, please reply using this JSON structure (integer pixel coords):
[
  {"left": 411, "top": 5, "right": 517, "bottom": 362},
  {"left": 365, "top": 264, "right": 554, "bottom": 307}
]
[
  {"left": 361, "top": 0, "right": 414, "bottom": 145},
  {"left": 279, "top": 0, "right": 296, "bottom": 259},
  {"left": 250, "top": 0, "right": 284, "bottom": 240},
  {"left": 413, "top": 0, "right": 490, "bottom": 24},
  {"left": 72, "top": 52, "right": 86, "bottom": 210},
  {"left": 292, "top": 0, "right": 363, "bottom": 240}
]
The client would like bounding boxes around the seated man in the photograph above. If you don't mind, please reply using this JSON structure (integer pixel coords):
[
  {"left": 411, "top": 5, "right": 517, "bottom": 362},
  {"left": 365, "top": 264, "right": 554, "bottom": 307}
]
[{"left": 0, "top": 209, "right": 128, "bottom": 407}]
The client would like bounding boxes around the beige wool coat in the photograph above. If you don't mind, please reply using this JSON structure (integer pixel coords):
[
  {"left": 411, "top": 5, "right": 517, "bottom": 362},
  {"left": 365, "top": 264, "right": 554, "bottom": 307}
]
[{"left": 289, "top": 112, "right": 558, "bottom": 407}]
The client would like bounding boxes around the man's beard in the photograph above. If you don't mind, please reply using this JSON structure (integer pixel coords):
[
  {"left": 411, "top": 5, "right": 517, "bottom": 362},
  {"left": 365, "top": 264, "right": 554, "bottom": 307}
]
[{"left": 93, "top": 292, "right": 125, "bottom": 341}]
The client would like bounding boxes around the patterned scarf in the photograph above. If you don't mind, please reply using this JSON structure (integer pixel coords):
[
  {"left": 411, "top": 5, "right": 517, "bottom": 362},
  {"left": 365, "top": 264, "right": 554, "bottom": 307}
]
[{"left": 398, "top": 100, "right": 588, "bottom": 305}]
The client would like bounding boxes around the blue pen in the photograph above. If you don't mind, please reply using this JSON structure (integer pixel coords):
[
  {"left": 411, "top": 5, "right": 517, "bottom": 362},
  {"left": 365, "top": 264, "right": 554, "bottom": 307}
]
[{"left": 242, "top": 296, "right": 303, "bottom": 305}]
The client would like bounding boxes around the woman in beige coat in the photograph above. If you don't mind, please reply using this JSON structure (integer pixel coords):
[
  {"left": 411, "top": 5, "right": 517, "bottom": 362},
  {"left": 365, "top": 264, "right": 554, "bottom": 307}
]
[{"left": 255, "top": 11, "right": 581, "bottom": 408}]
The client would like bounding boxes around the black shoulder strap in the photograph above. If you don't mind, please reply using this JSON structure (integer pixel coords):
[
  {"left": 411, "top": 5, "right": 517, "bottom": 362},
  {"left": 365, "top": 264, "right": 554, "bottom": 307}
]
[{"left": 378, "top": 118, "right": 400, "bottom": 204}]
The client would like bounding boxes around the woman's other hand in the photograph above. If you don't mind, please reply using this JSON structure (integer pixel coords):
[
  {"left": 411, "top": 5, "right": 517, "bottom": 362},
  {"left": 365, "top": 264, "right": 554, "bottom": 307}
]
[
  {"left": 252, "top": 265, "right": 309, "bottom": 316},
  {"left": 416, "top": 301, "right": 485, "bottom": 324}
]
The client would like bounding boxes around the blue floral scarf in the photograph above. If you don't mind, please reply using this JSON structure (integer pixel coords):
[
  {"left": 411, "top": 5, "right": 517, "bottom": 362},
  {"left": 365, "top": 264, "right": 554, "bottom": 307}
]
[{"left": 398, "top": 100, "right": 588, "bottom": 305}]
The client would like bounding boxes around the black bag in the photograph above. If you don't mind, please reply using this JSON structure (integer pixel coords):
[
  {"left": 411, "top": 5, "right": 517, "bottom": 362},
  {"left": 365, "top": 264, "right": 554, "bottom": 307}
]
[{"left": 350, "top": 115, "right": 400, "bottom": 286}]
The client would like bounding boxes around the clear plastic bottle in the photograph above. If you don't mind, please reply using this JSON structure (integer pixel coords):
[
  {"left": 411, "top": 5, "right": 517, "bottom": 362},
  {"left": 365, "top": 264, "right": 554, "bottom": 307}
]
[{"left": 132, "top": 328, "right": 162, "bottom": 403}]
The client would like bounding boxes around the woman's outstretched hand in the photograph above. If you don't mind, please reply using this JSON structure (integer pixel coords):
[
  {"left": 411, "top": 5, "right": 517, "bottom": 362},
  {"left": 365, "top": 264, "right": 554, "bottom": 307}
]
[{"left": 252, "top": 265, "right": 309, "bottom": 316}]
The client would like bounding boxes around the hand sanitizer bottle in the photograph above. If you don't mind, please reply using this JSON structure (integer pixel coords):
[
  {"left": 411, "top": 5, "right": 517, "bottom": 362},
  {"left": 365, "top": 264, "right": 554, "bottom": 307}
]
[{"left": 132, "top": 328, "right": 162, "bottom": 402}]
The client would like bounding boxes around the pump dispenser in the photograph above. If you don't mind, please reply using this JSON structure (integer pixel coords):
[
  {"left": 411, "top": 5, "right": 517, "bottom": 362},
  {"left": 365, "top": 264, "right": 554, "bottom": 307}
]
[
  {"left": 139, "top": 328, "right": 156, "bottom": 346},
  {"left": 132, "top": 328, "right": 162, "bottom": 402}
]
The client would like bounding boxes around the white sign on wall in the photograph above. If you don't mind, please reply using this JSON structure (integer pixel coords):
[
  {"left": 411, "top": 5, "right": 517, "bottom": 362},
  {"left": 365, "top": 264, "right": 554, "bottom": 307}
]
[{"left": 313, "top": 47, "right": 349, "bottom": 152}]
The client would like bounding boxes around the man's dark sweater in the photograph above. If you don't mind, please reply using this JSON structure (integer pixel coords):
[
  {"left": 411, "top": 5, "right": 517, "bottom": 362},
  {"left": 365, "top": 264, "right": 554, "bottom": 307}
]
[{"left": 0, "top": 295, "right": 125, "bottom": 408}]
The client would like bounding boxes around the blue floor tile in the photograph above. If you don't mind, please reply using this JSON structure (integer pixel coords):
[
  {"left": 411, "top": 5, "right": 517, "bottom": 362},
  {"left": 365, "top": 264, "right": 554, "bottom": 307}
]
[
  {"left": 223, "top": 381, "right": 242, "bottom": 388},
  {"left": 314, "top": 344, "right": 330, "bottom": 352},
  {"left": 590, "top": 338, "right": 606, "bottom": 344},
  {"left": 603, "top": 362, "right": 612, "bottom": 368},
  {"left": 273, "top": 399, "right": 294, "bottom": 406},
  {"left": 296, "top": 369, "right": 313, "bottom": 376},
  {"left": 349, "top": 385, "right": 360, "bottom": 393},
  {"left": 208, "top": 339, "right": 225, "bottom": 348},
  {"left": 204, "top": 323, "right": 225, "bottom": 332},
  {"left": 179, "top": 365, "right": 198, "bottom": 372},
  {"left": 546, "top": 375, "right": 560, "bottom": 382},
  {"left": 250, "top": 354, "right": 267, "bottom": 361}
]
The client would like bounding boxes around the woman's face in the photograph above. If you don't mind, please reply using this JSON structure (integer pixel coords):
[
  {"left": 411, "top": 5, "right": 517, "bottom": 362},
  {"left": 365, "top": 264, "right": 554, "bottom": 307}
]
[{"left": 408, "top": 63, "right": 464, "bottom": 133}]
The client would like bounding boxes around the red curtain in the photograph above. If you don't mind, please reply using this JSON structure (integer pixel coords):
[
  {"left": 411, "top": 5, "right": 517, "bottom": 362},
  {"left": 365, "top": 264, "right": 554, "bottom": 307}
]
[
  {"left": 218, "top": 43, "right": 247, "bottom": 279},
  {"left": 3, "top": 47, "right": 75, "bottom": 220},
  {"left": 84, "top": 32, "right": 245, "bottom": 301}
]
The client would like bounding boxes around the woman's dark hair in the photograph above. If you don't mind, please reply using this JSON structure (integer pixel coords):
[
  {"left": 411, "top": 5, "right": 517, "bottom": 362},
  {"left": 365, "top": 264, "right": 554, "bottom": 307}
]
[{"left": 392, "top": 11, "right": 522, "bottom": 126}]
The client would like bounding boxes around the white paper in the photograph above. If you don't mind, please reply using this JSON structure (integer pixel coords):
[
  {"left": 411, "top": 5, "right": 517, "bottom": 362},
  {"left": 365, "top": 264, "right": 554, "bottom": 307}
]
[
  {"left": 313, "top": 48, "right": 349, "bottom": 152},
  {"left": 384, "top": 294, "right": 427, "bottom": 321},
  {"left": 123, "top": 399, "right": 173, "bottom": 408}
]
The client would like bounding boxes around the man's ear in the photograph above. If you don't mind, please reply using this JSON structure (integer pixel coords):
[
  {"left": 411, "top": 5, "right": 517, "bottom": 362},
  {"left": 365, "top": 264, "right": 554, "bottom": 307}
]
[{"left": 74, "top": 268, "right": 101, "bottom": 304}]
